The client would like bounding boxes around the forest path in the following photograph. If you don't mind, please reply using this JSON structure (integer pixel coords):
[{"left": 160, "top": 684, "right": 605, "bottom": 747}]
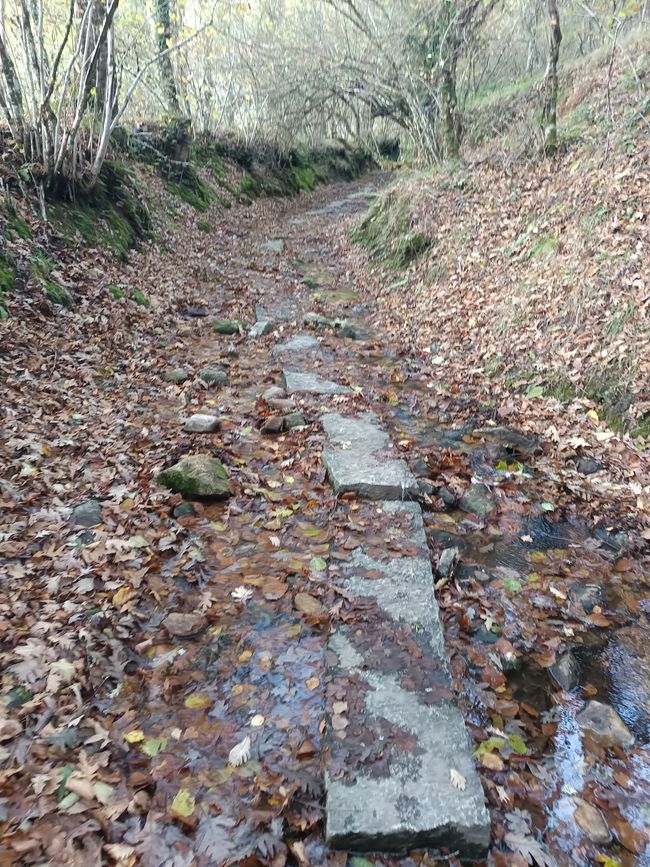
[{"left": 2, "top": 176, "right": 649, "bottom": 866}]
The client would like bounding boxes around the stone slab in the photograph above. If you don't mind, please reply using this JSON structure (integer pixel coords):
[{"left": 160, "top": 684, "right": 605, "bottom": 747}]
[
  {"left": 321, "top": 412, "right": 418, "bottom": 500},
  {"left": 272, "top": 334, "right": 321, "bottom": 358},
  {"left": 282, "top": 370, "right": 351, "bottom": 396},
  {"left": 325, "top": 502, "right": 490, "bottom": 858},
  {"left": 249, "top": 319, "right": 275, "bottom": 338}
]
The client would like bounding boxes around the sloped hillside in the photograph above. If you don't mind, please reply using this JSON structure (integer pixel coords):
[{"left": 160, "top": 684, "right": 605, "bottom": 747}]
[{"left": 348, "top": 49, "right": 649, "bottom": 441}]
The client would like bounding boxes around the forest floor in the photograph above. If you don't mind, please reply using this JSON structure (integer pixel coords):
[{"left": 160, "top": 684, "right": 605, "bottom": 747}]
[{"left": 1, "top": 161, "right": 649, "bottom": 867}]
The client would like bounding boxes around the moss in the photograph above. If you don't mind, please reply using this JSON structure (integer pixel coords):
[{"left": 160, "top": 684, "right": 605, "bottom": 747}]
[
  {"left": 239, "top": 172, "right": 262, "bottom": 198},
  {"left": 29, "top": 248, "right": 55, "bottom": 279},
  {"left": 353, "top": 189, "right": 431, "bottom": 270},
  {"left": 102, "top": 210, "right": 136, "bottom": 261},
  {"left": 197, "top": 219, "right": 211, "bottom": 232},
  {"left": 546, "top": 373, "right": 577, "bottom": 402},
  {"left": 44, "top": 280, "right": 74, "bottom": 308},
  {"left": 0, "top": 252, "right": 16, "bottom": 319},
  {"left": 130, "top": 289, "right": 149, "bottom": 307},
  {"left": 157, "top": 468, "right": 201, "bottom": 498},
  {"left": 107, "top": 285, "right": 125, "bottom": 300},
  {"left": 3, "top": 200, "right": 32, "bottom": 240},
  {"left": 631, "top": 414, "right": 650, "bottom": 440}
]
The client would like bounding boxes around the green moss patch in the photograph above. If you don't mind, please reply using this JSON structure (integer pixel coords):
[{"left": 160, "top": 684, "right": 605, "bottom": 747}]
[{"left": 353, "top": 189, "right": 431, "bottom": 270}]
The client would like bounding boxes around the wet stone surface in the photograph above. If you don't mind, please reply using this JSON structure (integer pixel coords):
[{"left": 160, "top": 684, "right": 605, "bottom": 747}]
[
  {"left": 325, "top": 503, "right": 490, "bottom": 857},
  {"left": 282, "top": 370, "right": 351, "bottom": 395},
  {"left": 322, "top": 411, "right": 418, "bottom": 500}
]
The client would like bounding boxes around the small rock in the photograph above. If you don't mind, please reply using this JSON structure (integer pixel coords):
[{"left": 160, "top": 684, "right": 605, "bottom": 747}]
[
  {"left": 284, "top": 411, "right": 306, "bottom": 429},
  {"left": 438, "top": 486, "right": 457, "bottom": 506},
  {"left": 577, "top": 700, "right": 634, "bottom": 749},
  {"left": 198, "top": 368, "right": 228, "bottom": 386},
  {"left": 261, "top": 415, "right": 284, "bottom": 435},
  {"left": 475, "top": 626, "right": 499, "bottom": 645},
  {"left": 212, "top": 318, "right": 243, "bottom": 335},
  {"left": 262, "top": 386, "right": 286, "bottom": 401},
  {"left": 272, "top": 334, "right": 320, "bottom": 357},
  {"left": 417, "top": 479, "right": 436, "bottom": 496},
  {"left": 71, "top": 499, "right": 102, "bottom": 527},
  {"left": 550, "top": 651, "right": 579, "bottom": 691},
  {"left": 575, "top": 457, "right": 601, "bottom": 475},
  {"left": 184, "top": 414, "right": 220, "bottom": 433},
  {"left": 572, "top": 797, "right": 611, "bottom": 844},
  {"left": 157, "top": 454, "right": 231, "bottom": 500},
  {"left": 304, "top": 311, "right": 334, "bottom": 329},
  {"left": 250, "top": 320, "right": 275, "bottom": 338},
  {"left": 173, "top": 502, "right": 196, "bottom": 518},
  {"left": 413, "top": 458, "right": 429, "bottom": 475},
  {"left": 181, "top": 306, "right": 207, "bottom": 318},
  {"left": 165, "top": 368, "right": 189, "bottom": 384},
  {"left": 163, "top": 612, "right": 206, "bottom": 638},
  {"left": 294, "top": 592, "right": 326, "bottom": 616},
  {"left": 438, "top": 547, "right": 460, "bottom": 579},
  {"left": 458, "top": 483, "right": 495, "bottom": 516}
]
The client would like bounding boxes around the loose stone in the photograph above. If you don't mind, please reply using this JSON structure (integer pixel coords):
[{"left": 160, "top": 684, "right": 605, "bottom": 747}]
[
  {"left": 157, "top": 454, "right": 231, "bottom": 500},
  {"left": 272, "top": 334, "right": 321, "bottom": 357},
  {"left": 572, "top": 797, "right": 611, "bottom": 844},
  {"left": 577, "top": 700, "right": 634, "bottom": 749},
  {"left": 163, "top": 612, "right": 206, "bottom": 638},
  {"left": 173, "top": 501, "right": 196, "bottom": 518},
  {"left": 183, "top": 414, "right": 220, "bottom": 433},
  {"left": 284, "top": 411, "right": 306, "bottom": 429},
  {"left": 262, "top": 385, "right": 286, "bottom": 401},
  {"left": 458, "top": 483, "right": 495, "bottom": 516},
  {"left": 165, "top": 368, "right": 189, "bottom": 384},
  {"left": 250, "top": 319, "right": 275, "bottom": 338},
  {"left": 198, "top": 368, "right": 228, "bottom": 386},
  {"left": 261, "top": 416, "right": 284, "bottom": 435},
  {"left": 283, "top": 370, "right": 351, "bottom": 395},
  {"left": 212, "top": 318, "right": 243, "bottom": 335},
  {"left": 71, "top": 499, "right": 102, "bottom": 527},
  {"left": 550, "top": 651, "right": 579, "bottom": 691}
]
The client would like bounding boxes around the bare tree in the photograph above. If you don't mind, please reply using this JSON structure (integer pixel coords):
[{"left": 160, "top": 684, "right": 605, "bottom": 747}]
[{"left": 540, "top": 0, "right": 562, "bottom": 154}]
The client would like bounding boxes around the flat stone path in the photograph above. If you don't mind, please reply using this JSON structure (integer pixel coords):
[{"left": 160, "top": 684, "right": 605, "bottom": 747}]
[
  {"left": 325, "top": 502, "right": 490, "bottom": 857},
  {"left": 322, "top": 411, "right": 418, "bottom": 500},
  {"left": 310, "top": 397, "right": 489, "bottom": 855},
  {"left": 282, "top": 370, "right": 351, "bottom": 395}
]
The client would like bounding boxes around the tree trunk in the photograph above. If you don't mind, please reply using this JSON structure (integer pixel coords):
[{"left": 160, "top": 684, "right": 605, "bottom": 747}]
[
  {"left": 154, "top": 0, "right": 180, "bottom": 115},
  {"left": 541, "top": 0, "right": 562, "bottom": 154},
  {"left": 440, "top": 60, "right": 461, "bottom": 158}
]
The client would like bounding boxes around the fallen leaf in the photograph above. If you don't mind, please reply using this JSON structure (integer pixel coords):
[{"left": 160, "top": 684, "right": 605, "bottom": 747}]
[{"left": 228, "top": 735, "right": 251, "bottom": 767}]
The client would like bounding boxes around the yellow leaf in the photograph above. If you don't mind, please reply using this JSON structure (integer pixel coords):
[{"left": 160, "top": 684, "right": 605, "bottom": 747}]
[
  {"left": 113, "top": 586, "right": 134, "bottom": 607},
  {"left": 305, "top": 676, "right": 319, "bottom": 690},
  {"left": 184, "top": 693, "right": 211, "bottom": 710},
  {"left": 124, "top": 729, "right": 145, "bottom": 743},
  {"left": 238, "top": 650, "right": 252, "bottom": 663},
  {"left": 250, "top": 714, "right": 265, "bottom": 727},
  {"left": 587, "top": 409, "right": 599, "bottom": 422},
  {"left": 170, "top": 788, "right": 195, "bottom": 817}
]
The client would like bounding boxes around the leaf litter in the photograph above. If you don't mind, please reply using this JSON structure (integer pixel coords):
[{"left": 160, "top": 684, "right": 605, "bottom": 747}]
[{"left": 1, "top": 124, "right": 649, "bottom": 867}]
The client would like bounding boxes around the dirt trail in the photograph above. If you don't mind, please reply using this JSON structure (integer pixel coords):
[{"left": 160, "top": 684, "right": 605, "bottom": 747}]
[{"left": 1, "top": 177, "right": 649, "bottom": 866}]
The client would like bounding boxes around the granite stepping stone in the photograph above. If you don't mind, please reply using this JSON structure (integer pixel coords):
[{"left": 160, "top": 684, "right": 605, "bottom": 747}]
[
  {"left": 321, "top": 411, "right": 418, "bottom": 500},
  {"left": 324, "top": 502, "right": 491, "bottom": 858}
]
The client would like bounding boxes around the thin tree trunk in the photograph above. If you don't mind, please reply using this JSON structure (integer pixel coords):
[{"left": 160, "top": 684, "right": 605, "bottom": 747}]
[
  {"left": 154, "top": 0, "right": 180, "bottom": 115},
  {"left": 541, "top": 0, "right": 562, "bottom": 154}
]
